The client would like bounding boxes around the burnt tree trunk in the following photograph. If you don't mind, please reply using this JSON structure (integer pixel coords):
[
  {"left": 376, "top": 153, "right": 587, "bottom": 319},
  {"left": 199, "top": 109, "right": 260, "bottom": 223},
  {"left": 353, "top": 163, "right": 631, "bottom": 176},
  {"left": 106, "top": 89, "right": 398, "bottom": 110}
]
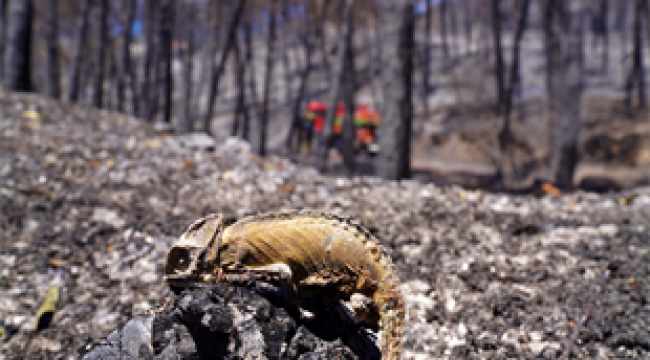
[
  {"left": 503, "top": 0, "right": 530, "bottom": 118},
  {"left": 285, "top": 42, "right": 311, "bottom": 150},
  {"left": 66, "top": 0, "right": 91, "bottom": 102},
  {"left": 179, "top": 2, "right": 196, "bottom": 134},
  {"left": 449, "top": 0, "right": 459, "bottom": 55},
  {"left": 596, "top": 0, "right": 608, "bottom": 71},
  {"left": 141, "top": 0, "right": 158, "bottom": 121},
  {"left": 4, "top": 0, "right": 33, "bottom": 92},
  {"left": 462, "top": 0, "right": 473, "bottom": 50},
  {"left": 244, "top": 21, "right": 259, "bottom": 116},
  {"left": 45, "top": 0, "right": 60, "bottom": 99},
  {"left": 232, "top": 40, "right": 250, "bottom": 140},
  {"left": 421, "top": 0, "right": 433, "bottom": 120},
  {"left": 439, "top": 0, "right": 449, "bottom": 59},
  {"left": 117, "top": 0, "right": 137, "bottom": 114},
  {"left": 105, "top": 41, "right": 115, "bottom": 109},
  {"left": 285, "top": 1, "right": 325, "bottom": 150},
  {"left": 279, "top": 0, "right": 293, "bottom": 106},
  {"left": 159, "top": 0, "right": 175, "bottom": 124},
  {"left": 340, "top": 0, "right": 357, "bottom": 174},
  {"left": 364, "top": 17, "right": 380, "bottom": 108},
  {"left": 90, "top": 0, "right": 108, "bottom": 108},
  {"left": 315, "top": 5, "right": 332, "bottom": 78},
  {"left": 0, "top": 0, "right": 8, "bottom": 82},
  {"left": 545, "top": 0, "right": 585, "bottom": 188},
  {"left": 202, "top": 0, "right": 246, "bottom": 134},
  {"left": 491, "top": 0, "right": 505, "bottom": 112},
  {"left": 317, "top": 0, "right": 355, "bottom": 172},
  {"left": 377, "top": 0, "right": 414, "bottom": 180},
  {"left": 498, "top": 0, "right": 530, "bottom": 185},
  {"left": 647, "top": 0, "right": 650, "bottom": 71},
  {"left": 625, "top": 0, "right": 646, "bottom": 109},
  {"left": 258, "top": 0, "right": 278, "bottom": 156}
]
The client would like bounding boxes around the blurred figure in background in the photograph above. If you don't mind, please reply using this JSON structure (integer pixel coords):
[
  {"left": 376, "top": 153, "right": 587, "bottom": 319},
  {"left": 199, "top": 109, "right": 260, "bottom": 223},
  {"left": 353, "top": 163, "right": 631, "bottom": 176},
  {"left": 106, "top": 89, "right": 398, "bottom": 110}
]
[
  {"left": 300, "top": 101, "right": 327, "bottom": 155},
  {"left": 299, "top": 101, "right": 380, "bottom": 156},
  {"left": 354, "top": 103, "right": 380, "bottom": 156}
]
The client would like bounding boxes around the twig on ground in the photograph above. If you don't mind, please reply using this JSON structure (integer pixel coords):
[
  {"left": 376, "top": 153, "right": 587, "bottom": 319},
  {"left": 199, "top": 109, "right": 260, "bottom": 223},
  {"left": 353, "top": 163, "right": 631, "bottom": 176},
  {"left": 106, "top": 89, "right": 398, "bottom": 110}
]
[{"left": 561, "top": 267, "right": 611, "bottom": 359}]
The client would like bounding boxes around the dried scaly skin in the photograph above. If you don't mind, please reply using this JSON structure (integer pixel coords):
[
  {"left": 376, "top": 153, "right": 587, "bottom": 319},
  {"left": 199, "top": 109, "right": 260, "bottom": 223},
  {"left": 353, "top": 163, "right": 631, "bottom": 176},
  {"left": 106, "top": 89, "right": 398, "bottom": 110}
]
[{"left": 165, "top": 210, "right": 406, "bottom": 359}]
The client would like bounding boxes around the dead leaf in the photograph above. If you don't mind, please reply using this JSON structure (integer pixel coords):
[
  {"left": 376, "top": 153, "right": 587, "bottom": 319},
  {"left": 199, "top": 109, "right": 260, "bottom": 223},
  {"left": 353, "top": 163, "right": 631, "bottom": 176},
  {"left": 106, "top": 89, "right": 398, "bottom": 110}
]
[
  {"left": 88, "top": 160, "right": 103, "bottom": 169},
  {"left": 183, "top": 159, "right": 194, "bottom": 169},
  {"left": 567, "top": 320, "right": 575, "bottom": 328},
  {"left": 48, "top": 258, "right": 67, "bottom": 267},
  {"left": 261, "top": 162, "right": 274, "bottom": 172},
  {"left": 542, "top": 182, "right": 561, "bottom": 197},
  {"left": 619, "top": 194, "right": 637, "bottom": 206},
  {"left": 34, "top": 286, "right": 59, "bottom": 331},
  {"left": 278, "top": 184, "right": 294, "bottom": 193},
  {"left": 628, "top": 277, "right": 639, "bottom": 289},
  {"left": 22, "top": 110, "right": 41, "bottom": 121},
  {"left": 146, "top": 138, "right": 161, "bottom": 148},
  {"left": 221, "top": 170, "right": 233, "bottom": 180},
  {"left": 13, "top": 185, "right": 50, "bottom": 196}
]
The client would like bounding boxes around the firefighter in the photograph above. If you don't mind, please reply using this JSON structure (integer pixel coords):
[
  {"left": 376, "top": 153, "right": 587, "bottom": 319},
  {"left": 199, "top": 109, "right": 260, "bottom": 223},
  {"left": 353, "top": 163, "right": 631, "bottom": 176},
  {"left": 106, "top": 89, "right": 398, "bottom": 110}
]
[
  {"left": 367, "top": 107, "right": 380, "bottom": 155},
  {"left": 354, "top": 103, "right": 380, "bottom": 156},
  {"left": 302, "top": 101, "right": 326, "bottom": 155}
]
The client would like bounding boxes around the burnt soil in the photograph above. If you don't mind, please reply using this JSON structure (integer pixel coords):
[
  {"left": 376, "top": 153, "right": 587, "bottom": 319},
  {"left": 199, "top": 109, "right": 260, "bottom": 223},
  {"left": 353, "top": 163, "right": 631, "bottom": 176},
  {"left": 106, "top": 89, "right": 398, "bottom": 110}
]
[{"left": 1, "top": 93, "right": 650, "bottom": 359}]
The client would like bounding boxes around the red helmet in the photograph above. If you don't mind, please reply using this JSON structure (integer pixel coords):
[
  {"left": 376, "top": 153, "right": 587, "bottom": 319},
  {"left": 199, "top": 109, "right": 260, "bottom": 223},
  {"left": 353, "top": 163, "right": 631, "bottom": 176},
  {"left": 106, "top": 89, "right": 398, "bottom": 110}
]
[{"left": 307, "top": 101, "right": 327, "bottom": 112}]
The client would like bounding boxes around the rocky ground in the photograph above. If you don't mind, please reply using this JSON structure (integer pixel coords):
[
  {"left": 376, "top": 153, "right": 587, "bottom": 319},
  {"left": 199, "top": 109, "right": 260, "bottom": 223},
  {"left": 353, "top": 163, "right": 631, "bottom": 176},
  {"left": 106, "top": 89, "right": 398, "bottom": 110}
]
[
  {"left": 82, "top": 284, "right": 369, "bottom": 359},
  {"left": 1, "top": 92, "right": 650, "bottom": 359}
]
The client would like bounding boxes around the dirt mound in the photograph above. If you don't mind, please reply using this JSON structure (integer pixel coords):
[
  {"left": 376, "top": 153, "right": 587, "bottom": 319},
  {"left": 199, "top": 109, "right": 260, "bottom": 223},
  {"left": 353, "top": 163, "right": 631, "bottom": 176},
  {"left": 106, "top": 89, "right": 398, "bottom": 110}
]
[{"left": 411, "top": 97, "right": 650, "bottom": 190}]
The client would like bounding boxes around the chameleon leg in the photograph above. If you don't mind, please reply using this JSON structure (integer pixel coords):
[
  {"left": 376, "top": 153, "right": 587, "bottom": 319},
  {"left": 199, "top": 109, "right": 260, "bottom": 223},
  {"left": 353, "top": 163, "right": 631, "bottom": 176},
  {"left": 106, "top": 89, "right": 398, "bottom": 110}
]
[
  {"left": 220, "top": 263, "right": 292, "bottom": 282},
  {"left": 298, "top": 269, "right": 360, "bottom": 297},
  {"left": 220, "top": 263, "right": 298, "bottom": 306}
]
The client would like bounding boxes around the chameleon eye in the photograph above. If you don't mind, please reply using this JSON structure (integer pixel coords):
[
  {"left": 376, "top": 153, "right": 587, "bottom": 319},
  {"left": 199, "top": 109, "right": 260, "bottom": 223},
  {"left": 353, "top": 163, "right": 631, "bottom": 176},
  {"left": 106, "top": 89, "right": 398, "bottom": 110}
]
[{"left": 166, "top": 247, "right": 192, "bottom": 274}]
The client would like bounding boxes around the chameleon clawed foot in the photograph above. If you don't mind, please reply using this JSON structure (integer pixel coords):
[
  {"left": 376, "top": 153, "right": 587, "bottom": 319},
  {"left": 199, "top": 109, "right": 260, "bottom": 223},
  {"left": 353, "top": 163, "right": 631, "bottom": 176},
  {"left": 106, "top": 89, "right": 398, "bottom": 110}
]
[
  {"left": 345, "top": 293, "right": 380, "bottom": 327},
  {"left": 298, "top": 307, "right": 317, "bottom": 322},
  {"left": 250, "top": 263, "right": 294, "bottom": 282}
]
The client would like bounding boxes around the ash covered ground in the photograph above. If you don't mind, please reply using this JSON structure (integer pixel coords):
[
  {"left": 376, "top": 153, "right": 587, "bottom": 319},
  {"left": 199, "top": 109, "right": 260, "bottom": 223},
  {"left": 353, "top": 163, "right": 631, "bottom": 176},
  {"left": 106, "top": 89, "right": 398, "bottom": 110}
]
[{"left": 1, "top": 93, "right": 650, "bottom": 359}]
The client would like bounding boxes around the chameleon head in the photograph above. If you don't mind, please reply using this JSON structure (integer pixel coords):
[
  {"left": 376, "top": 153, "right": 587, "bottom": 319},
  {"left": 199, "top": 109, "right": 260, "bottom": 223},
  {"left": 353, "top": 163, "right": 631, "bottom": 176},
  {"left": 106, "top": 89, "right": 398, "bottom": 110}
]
[{"left": 165, "top": 213, "right": 225, "bottom": 287}]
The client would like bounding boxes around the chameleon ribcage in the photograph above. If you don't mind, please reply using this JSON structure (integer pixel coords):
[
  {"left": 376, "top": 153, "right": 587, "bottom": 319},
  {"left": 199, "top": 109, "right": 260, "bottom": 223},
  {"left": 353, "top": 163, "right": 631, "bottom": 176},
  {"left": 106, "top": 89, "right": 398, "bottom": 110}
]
[{"left": 166, "top": 210, "right": 406, "bottom": 359}]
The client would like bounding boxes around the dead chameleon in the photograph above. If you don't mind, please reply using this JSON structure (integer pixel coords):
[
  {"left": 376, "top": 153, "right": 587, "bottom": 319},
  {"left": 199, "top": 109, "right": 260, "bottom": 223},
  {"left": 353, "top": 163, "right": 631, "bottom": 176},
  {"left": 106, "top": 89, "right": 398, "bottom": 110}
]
[{"left": 165, "top": 210, "right": 406, "bottom": 359}]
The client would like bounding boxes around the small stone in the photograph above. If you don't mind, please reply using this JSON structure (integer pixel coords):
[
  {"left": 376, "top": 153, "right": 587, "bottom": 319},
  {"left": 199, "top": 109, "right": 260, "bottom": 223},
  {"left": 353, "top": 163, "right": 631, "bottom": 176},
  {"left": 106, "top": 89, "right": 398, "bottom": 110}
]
[
  {"left": 598, "top": 224, "right": 618, "bottom": 236},
  {"left": 458, "top": 323, "right": 468, "bottom": 336},
  {"left": 0, "top": 255, "right": 16, "bottom": 267},
  {"left": 140, "top": 273, "right": 158, "bottom": 284},
  {"left": 445, "top": 297, "right": 456, "bottom": 312},
  {"left": 91, "top": 208, "right": 126, "bottom": 229}
]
